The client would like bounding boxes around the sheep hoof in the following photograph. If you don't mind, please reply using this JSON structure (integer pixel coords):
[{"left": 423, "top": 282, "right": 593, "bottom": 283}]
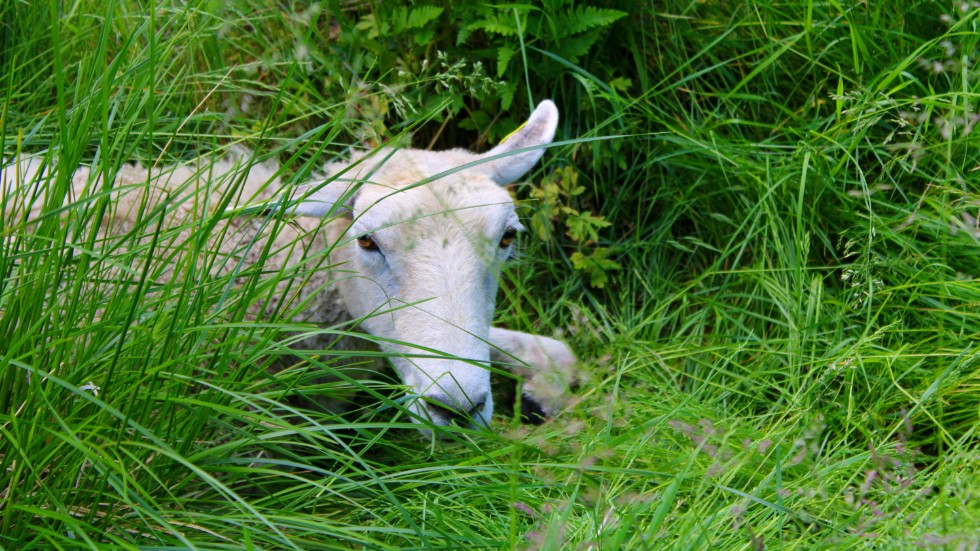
[{"left": 520, "top": 393, "right": 549, "bottom": 425}]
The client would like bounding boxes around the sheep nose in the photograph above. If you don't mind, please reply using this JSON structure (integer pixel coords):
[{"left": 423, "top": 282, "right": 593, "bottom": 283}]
[{"left": 422, "top": 391, "right": 487, "bottom": 426}]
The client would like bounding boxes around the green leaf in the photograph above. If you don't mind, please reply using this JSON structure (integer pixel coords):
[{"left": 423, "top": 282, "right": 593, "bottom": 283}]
[
  {"left": 609, "top": 76, "right": 632, "bottom": 92},
  {"left": 414, "top": 29, "right": 435, "bottom": 46},
  {"left": 570, "top": 248, "right": 621, "bottom": 288},
  {"left": 500, "top": 80, "right": 517, "bottom": 110},
  {"left": 531, "top": 210, "right": 553, "bottom": 241},
  {"left": 497, "top": 45, "right": 516, "bottom": 78},
  {"left": 565, "top": 211, "right": 611, "bottom": 244},
  {"left": 355, "top": 14, "right": 379, "bottom": 39},
  {"left": 556, "top": 6, "right": 627, "bottom": 36},
  {"left": 466, "top": 15, "right": 518, "bottom": 37},
  {"left": 407, "top": 6, "right": 443, "bottom": 29},
  {"left": 556, "top": 29, "right": 603, "bottom": 62}
]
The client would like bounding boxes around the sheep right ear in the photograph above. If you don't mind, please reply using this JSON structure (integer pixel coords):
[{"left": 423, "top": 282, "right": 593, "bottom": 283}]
[
  {"left": 283, "top": 180, "right": 357, "bottom": 218},
  {"left": 475, "top": 100, "right": 559, "bottom": 185}
]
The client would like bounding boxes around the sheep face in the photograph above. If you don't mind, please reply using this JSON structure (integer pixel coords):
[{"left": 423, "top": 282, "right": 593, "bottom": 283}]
[
  {"left": 340, "top": 173, "right": 520, "bottom": 428},
  {"left": 293, "top": 100, "right": 559, "bottom": 430}
]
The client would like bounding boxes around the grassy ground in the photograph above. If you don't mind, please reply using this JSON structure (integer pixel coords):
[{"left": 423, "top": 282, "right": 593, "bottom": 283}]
[{"left": 2, "top": 1, "right": 978, "bottom": 549}]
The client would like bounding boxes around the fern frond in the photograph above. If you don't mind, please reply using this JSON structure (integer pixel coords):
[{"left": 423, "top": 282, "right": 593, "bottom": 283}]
[
  {"left": 497, "top": 45, "right": 516, "bottom": 77},
  {"left": 466, "top": 14, "right": 519, "bottom": 37},
  {"left": 556, "top": 6, "right": 626, "bottom": 36},
  {"left": 407, "top": 6, "right": 443, "bottom": 29},
  {"left": 556, "top": 30, "right": 603, "bottom": 62}
]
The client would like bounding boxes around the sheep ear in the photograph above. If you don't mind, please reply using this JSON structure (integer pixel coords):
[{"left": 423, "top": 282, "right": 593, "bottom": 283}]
[
  {"left": 477, "top": 100, "right": 559, "bottom": 185},
  {"left": 285, "top": 180, "right": 356, "bottom": 218}
]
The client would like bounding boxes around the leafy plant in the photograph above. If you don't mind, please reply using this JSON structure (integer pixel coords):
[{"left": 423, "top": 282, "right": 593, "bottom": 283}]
[
  {"left": 310, "top": 0, "right": 629, "bottom": 146},
  {"left": 465, "top": 3, "right": 628, "bottom": 68},
  {"left": 525, "top": 165, "right": 620, "bottom": 288}
]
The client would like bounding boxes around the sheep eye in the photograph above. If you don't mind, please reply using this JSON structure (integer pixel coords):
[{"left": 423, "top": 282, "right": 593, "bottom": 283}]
[
  {"left": 357, "top": 234, "right": 380, "bottom": 251},
  {"left": 499, "top": 227, "right": 518, "bottom": 249}
]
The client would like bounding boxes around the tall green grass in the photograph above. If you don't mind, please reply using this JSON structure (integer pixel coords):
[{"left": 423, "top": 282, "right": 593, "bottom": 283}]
[{"left": 2, "top": 0, "right": 978, "bottom": 549}]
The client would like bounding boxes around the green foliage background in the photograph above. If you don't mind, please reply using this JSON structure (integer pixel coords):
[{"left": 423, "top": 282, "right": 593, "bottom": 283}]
[{"left": 1, "top": 0, "right": 978, "bottom": 549}]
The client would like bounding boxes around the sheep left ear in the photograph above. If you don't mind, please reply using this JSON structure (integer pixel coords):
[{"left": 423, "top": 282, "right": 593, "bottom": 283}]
[
  {"left": 477, "top": 100, "right": 559, "bottom": 185},
  {"left": 284, "top": 180, "right": 357, "bottom": 218}
]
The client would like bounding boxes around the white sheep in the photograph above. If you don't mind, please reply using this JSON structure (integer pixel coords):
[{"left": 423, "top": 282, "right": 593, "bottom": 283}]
[{"left": 1, "top": 100, "right": 576, "bottom": 430}]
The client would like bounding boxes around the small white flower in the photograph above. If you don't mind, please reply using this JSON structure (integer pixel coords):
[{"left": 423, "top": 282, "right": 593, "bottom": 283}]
[
  {"left": 79, "top": 381, "right": 100, "bottom": 397},
  {"left": 294, "top": 42, "right": 309, "bottom": 62}
]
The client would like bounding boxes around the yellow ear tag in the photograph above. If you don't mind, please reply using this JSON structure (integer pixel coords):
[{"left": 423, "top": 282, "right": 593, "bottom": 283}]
[{"left": 498, "top": 120, "right": 528, "bottom": 145}]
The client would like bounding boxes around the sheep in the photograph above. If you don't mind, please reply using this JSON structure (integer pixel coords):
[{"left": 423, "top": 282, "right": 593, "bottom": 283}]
[{"left": 0, "top": 100, "right": 576, "bottom": 431}]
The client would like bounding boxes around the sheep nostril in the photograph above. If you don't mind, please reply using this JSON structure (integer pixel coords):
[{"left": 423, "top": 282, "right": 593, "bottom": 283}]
[
  {"left": 465, "top": 398, "right": 486, "bottom": 418},
  {"left": 422, "top": 393, "right": 486, "bottom": 425}
]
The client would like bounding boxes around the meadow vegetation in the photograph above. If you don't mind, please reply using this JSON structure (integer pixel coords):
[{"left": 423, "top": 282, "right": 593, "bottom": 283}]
[{"left": 1, "top": 0, "right": 978, "bottom": 549}]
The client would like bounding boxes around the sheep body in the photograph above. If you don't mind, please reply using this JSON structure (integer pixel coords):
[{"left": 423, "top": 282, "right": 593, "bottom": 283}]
[{"left": 1, "top": 100, "right": 576, "bottom": 429}]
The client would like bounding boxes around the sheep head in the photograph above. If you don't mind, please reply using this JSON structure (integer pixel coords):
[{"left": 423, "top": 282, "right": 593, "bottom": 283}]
[{"left": 288, "top": 100, "right": 559, "bottom": 430}]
